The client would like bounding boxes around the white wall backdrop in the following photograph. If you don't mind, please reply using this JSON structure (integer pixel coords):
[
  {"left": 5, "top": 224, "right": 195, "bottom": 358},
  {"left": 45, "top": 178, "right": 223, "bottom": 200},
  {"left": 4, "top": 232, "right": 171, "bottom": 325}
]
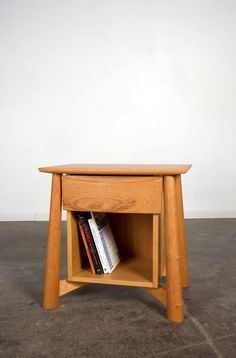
[{"left": 0, "top": 0, "right": 236, "bottom": 220}]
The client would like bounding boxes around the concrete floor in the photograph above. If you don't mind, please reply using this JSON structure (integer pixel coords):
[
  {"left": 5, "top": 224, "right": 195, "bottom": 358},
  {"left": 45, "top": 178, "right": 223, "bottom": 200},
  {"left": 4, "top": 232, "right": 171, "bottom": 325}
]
[{"left": 0, "top": 219, "right": 236, "bottom": 358}]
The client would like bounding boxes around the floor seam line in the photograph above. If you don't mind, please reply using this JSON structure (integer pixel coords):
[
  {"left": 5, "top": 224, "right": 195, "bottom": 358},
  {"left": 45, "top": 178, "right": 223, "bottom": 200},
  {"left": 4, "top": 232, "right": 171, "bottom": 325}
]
[
  {"left": 213, "top": 331, "right": 236, "bottom": 341},
  {"left": 156, "top": 341, "right": 207, "bottom": 356},
  {"left": 185, "top": 306, "right": 223, "bottom": 358}
]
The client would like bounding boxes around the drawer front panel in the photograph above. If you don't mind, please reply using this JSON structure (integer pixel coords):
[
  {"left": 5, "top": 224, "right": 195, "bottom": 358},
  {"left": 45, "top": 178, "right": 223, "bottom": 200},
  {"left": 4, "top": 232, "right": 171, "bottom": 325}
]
[{"left": 62, "top": 175, "right": 162, "bottom": 213}]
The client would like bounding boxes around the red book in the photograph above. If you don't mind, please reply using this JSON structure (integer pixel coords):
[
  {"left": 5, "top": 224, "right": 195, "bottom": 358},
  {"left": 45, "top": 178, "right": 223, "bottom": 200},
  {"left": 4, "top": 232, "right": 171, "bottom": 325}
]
[{"left": 77, "top": 220, "right": 95, "bottom": 274}]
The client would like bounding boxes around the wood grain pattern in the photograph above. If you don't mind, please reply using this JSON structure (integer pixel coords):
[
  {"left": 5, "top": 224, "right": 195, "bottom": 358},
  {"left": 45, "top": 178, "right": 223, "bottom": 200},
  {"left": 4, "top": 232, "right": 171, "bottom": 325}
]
[
  {"left": 175, "top": 175, "right": 189, "bottom": 288},
  {"left": 164, "top": 176, "right": 184, "bottom": 323},
  {"left": 62, "top": 176, "right": 162, "bottom": 214},
  {"left": 43, "top": 174, "right": 62, "bottom": 310},
  {"left": 39, "top": 163, "right": 192, "bottom": 175}
]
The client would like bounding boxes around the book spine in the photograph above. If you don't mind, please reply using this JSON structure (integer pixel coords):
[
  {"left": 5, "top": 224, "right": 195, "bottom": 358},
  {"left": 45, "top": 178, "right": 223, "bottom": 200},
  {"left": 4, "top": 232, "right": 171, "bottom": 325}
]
[
  {"left": 81, "top": 221, "right": 104, "bottom": 274},
  {"left": 88, "top": 218, "right": 110, "bottom": 274},
  {"left": 99, "top": 229, "right": 114, "bottom": 271},
  {"left": 77, "top": 220, "right": 95, "bottom": 274},
  {"left": 91, "top": 212, "right": 120, "bottom": 273}
]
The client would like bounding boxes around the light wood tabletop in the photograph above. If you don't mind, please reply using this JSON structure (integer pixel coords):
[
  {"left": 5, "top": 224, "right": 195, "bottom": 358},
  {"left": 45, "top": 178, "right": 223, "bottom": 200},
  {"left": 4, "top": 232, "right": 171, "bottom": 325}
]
[{"left": 39, "top": 163, "right": 192, "bottom": 175}]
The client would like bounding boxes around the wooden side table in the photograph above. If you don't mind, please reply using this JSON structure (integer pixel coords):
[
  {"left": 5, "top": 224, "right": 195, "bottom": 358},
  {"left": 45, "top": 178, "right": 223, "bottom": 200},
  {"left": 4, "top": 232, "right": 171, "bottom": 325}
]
[{"left": 38, "top": 164, "right": 191, "bottom": 323}]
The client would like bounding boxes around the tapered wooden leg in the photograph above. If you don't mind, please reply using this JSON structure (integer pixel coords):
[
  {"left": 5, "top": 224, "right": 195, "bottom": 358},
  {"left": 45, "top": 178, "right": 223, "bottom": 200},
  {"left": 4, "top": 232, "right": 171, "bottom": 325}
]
[
  {"left": 43, "top": 174, "right": 62, "bottom": 309},
  {"left": 164, "top": 176, "right": 184, "bottom": 323},
  {"left": 175, "top": 175, "right": 189, "bottom": 288},
  {"left": 160, "top": 191, "right": 166, "bottom": 277}
]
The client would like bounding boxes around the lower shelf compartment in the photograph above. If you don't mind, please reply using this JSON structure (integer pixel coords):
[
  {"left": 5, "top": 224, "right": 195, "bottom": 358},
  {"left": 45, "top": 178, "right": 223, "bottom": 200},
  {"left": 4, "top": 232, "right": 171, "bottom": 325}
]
[{"left": 70, "top": 257, "right": 154, "bottom": 288}]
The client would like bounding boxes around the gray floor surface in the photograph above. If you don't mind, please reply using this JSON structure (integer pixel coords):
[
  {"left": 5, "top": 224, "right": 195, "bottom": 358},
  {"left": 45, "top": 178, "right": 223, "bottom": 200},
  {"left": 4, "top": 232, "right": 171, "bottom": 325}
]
[{"left": 0, "top": 219, "right": 236, "bottom": 358}]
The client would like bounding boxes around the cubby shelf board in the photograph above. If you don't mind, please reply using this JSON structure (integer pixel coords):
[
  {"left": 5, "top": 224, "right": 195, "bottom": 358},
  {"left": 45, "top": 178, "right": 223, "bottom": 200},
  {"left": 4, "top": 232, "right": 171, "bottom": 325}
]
[{"left": 70, "top": 257, "right": 154, "bottom": 288}]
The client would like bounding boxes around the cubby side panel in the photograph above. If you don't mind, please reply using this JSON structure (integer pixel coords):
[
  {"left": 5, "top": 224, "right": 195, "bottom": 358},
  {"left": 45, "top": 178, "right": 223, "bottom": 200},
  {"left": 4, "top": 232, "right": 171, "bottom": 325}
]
[{"left": 67, "top": 211, "right": 88, "bottom": 278}]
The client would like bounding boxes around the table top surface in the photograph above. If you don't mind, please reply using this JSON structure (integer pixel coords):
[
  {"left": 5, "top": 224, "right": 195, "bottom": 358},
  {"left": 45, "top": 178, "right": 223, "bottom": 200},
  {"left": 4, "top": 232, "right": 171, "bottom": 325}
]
[{"left": 38, "top": 163, "right": 191, "bottom": 175}]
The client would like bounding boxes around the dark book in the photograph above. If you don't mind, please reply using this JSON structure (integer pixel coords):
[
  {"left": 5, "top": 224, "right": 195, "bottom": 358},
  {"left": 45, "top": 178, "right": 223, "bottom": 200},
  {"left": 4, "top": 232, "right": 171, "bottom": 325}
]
[{"left": 77, "top": 212, "right": 104, "bottom": 274}]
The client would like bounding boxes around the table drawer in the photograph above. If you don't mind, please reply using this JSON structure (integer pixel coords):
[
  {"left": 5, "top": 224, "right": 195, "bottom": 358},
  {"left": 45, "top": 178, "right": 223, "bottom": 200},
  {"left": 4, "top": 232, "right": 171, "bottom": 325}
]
[{"left": 62, "top": 175, "right": 162, "bottom": 214}]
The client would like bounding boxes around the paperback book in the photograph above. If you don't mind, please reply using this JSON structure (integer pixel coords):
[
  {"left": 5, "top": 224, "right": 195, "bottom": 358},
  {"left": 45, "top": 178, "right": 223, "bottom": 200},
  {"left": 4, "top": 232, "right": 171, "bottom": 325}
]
[{"left": 77, "top": 212, "right": 120, "bottom": 274}]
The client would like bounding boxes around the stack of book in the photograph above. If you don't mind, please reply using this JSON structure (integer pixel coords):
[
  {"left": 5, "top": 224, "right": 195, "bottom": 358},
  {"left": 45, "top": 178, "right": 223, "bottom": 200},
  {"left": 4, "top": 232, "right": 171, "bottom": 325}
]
[{"left": 76, "top": 212, "right": 120, "bottom": 274}]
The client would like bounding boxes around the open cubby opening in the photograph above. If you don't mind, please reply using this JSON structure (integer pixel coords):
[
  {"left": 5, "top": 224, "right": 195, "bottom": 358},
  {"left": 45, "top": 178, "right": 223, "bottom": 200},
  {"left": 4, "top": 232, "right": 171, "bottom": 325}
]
[{"left": 67, "top": 211, "right": 158, "bottom": 288}]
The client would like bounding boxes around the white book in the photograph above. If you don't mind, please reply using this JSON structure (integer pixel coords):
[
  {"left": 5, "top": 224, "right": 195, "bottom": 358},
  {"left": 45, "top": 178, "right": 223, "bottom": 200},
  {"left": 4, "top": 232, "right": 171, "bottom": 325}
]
[
  {"left": 91, "top": 212, "right": 120, "bottom": 273},
  {"left": 88, "top": 218, "right": 110, "bottom": 274}
]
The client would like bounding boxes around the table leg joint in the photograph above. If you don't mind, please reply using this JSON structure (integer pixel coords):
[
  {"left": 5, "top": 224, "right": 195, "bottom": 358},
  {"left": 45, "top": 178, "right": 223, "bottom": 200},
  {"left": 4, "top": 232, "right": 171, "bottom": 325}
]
[
  {"left": 59, "top": 280, "right": 88, "bottom": 297},
  {"left": 145, "top": 286, "right": 167, "bottom": 306}
]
